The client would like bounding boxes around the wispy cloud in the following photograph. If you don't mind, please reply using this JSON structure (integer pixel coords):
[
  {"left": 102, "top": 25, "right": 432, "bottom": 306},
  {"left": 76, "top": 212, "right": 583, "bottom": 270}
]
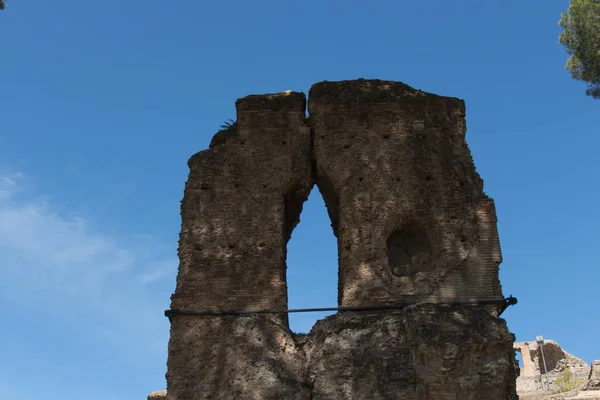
[{"left": 0, "top": 171, "right": 177, "bottom": 356}]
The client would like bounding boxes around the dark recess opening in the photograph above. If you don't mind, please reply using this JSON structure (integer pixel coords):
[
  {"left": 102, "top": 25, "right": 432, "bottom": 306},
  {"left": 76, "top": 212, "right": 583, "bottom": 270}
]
[{"left": 387, "top": 221, "right": 432, "bottom": 277}]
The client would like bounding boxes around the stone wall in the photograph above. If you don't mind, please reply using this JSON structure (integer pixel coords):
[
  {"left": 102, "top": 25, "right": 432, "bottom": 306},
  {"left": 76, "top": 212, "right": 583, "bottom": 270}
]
[
  {"left": 159, "top": 79, "right": 516, "bottom": 400},
  {"left": 170, "top": 91, "right": 311, "bottom": 313},
  {"left": 309, "top": 80, "right": 503, "bottom": 306},
  {"left": 166, "top": 91, "right": 312, "bottom": 398},
  {"left": 514, "top": 340, "right": 590, "bottom": 393},
  {"left": 585, "top": 360, "right": 600, "bottom": 390},
  {"left": 303, "top": 305, "right": 516, "bottom": 400}
]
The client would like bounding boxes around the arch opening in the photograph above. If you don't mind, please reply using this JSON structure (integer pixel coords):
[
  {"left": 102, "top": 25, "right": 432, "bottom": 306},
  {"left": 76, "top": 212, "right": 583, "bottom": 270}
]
[
  {"left": 285, "top": 186, "right": 338, "bottom": 334},
  {"left": 515, "top": 349, "right": 523, "bottom": 371}
]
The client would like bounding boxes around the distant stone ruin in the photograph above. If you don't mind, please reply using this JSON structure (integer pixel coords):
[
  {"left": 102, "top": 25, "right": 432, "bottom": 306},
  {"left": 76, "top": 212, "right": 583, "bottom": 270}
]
[
  {"left": 152, "top": 79, "right": 518, "bottom": 399},
  {"left": 514, "top": 340, "right": 590, "bottom": 394},
  {"left": 586, "top": 360, "right": 600, "bottom": 391}
]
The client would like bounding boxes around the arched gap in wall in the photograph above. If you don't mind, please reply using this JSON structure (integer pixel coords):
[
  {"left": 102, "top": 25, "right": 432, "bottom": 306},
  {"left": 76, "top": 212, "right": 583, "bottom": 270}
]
[
  {"left": 286, "top": 185, "right": 338, "bottom": 334},
  {"left": 515, "top": 349, "right": 523, "bottom": 370}
]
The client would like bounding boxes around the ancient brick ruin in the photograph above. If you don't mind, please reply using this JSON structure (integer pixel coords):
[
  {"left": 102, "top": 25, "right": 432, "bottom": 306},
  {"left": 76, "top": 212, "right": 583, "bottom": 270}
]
[
  {"left": 587, "top": 360, "right": 600, "bottom": 391},
  {"left": 514, "top": 340, "right": 592, "bottom": 394},
  {"left": 157, "top": 79, "right": 518, "bottom": 399}
]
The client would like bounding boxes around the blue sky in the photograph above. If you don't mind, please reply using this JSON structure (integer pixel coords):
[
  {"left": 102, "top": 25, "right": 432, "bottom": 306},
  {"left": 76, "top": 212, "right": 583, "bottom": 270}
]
[{"left": 1, "top": 0, "right": 598, "bottom": 398}]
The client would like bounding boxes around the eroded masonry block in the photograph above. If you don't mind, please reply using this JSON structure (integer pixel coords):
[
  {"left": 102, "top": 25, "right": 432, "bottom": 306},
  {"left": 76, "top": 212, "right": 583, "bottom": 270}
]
[
  {"left": 167, "top": 315, "right": 309, "bottom": 400},
  {"left": 585, "top": 360, "right": 600, "bottom": 390},
  {"left": 301, "top": 305, "right": 516, "bottom": 400},
  {"left": 159, "top": 80, "right": 516, "bottom": 400}
]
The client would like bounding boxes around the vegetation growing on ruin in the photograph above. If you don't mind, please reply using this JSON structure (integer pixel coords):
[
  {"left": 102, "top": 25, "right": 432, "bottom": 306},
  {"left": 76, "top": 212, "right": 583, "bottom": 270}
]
[
  {"left": 209, "top": 119, "right": 238, "bottom": 148},
  {"left": 217, "top": 119, "right": 237, "bottom": 134},
  {"left": 553, "top": 369, "right": 583, "bottom": 393}
]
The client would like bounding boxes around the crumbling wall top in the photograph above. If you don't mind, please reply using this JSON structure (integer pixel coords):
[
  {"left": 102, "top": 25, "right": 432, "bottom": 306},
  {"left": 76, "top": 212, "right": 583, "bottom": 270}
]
[
  {"left": 236, "top": 90, "right": 307, "bottom": 111},
  {"left": 308, "top": 78, "right": 465, "bottom": 113}
]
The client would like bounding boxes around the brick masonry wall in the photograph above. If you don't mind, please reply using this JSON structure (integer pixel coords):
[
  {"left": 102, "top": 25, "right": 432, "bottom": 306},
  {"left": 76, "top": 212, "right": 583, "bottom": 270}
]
[
  {"left": 170, "top": 91, "right": 312, "bottom": 313},
  {"left": 309, "top": 79, "right": 503, "bottom": 307},
  {"left": 170, "top": 79, "right": 505, "bottom": 313},
  {"left": 162, "top": 80, "right": 515, "bottom": 400}
]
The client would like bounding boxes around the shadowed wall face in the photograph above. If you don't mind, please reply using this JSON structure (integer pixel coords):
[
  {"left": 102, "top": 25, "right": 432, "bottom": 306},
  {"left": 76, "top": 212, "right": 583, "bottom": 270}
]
[
  {"left": 309, "top": 80, "right": 503, "bottom": 307},
  {"left": 166, "top": 92, "right": 313, "bottom": 399},
  {"left": 170, "top": 91, "right": 312, "bottom": 313}
]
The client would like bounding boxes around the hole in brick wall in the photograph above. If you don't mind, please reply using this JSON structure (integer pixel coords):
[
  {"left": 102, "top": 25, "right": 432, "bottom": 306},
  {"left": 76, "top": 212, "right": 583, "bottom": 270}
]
[
  {"left": 387, "top": 221, "right": 433, "bottom": 277},
  {"left": 286, "top": 186, "right": 338, "bottom": 334}
]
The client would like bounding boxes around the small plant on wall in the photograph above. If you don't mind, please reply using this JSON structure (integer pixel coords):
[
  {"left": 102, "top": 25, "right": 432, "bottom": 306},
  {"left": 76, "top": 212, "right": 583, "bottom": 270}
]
[
  {"left": 218, "top": 119, "right": 237, "bottom": 134},
  {"left": 209, "top": 119, "right": 238, "bottom": 148},
  {"left": 553, "top": 368, "right": 583, "bottom": 393}
]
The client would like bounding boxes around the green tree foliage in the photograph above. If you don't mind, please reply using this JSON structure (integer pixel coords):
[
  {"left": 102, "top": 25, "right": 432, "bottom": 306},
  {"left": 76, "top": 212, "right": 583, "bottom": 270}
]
[
  {"left": 0, "top": 0, "right": 5, "bottom": 10},
  {"left": 559, "top": 0, "right": 600, "bottom": 99},
  {"left": 553, "top": 368, "right": 583, "bottom": 393}
]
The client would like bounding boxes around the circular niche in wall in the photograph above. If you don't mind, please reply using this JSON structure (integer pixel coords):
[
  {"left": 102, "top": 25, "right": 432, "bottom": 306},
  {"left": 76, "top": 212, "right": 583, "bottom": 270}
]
[{"left": 387, "top": 222, "right": 433, "bottom": 277}]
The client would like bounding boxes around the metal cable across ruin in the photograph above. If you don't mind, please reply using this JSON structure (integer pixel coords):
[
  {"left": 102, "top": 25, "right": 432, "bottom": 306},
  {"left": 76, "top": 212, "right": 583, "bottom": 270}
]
[{"left": 165, "top": 295, "right": 518, "bottom": 319}]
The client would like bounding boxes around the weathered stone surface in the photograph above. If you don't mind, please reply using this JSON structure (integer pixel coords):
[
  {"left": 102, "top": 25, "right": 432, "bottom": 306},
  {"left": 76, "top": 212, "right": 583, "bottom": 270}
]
[
  {"left": 147, "top": 390, "right": 167, "bottom": 400},
  {"left": 302, "top": 304, "right": 516, "bottom": 400},
  {"left": 166, "top": 315, "right": 308, "bottom": 400},
  {"left": 301, "top": 311, "right": 417, "bottom": 400},
  {"left": 160, "top": 79, "right": 516, "bottom": 399},
  {"left": 403, "top": 304, "right": 516, "bottom": 399},
  {"left": 584, "top": 360, "right": 600, "bottom": 391}
]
